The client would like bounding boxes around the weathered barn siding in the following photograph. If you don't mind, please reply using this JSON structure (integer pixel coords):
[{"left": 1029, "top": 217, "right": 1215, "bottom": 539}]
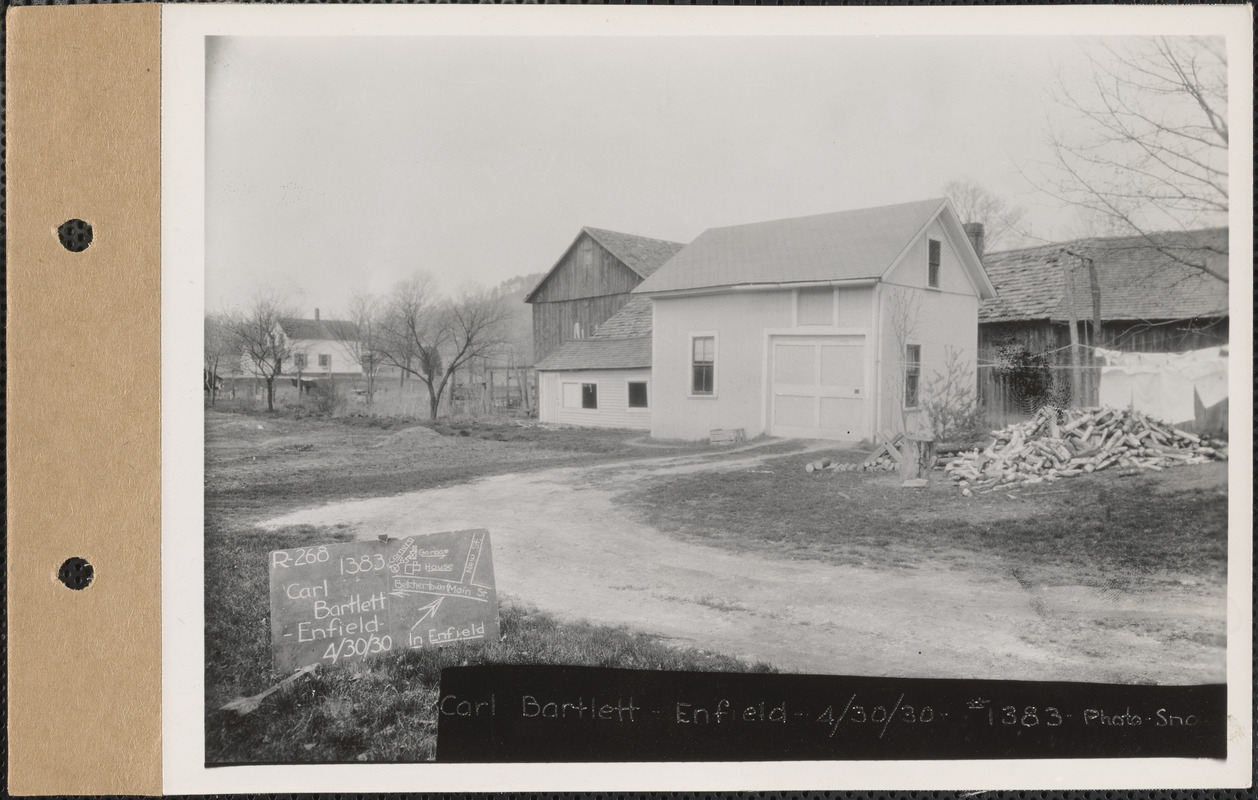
[
  {"left": 877, "top": 218, "right": 980, "bottom": 436},
  {"left": 530, "top": 235, "right": 644, "bottom": 303},
  {"left": 531, "top": 294, "right": 631, "bottom": 364},
  {"left": 529, "top": 234, "right": 645, "bottom": 364},
  {"left": 538, "top": 368, "right": 652, "bottom": 430},
  {"left": 976, "top": 318, "right": 1228, "bottom": 428},
  {"left": 979, "top": 318, "right": 1229, "bottom": 363}
]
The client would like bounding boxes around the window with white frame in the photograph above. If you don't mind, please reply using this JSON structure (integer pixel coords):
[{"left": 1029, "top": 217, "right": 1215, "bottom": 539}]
[
  {"left": 904, "top": 344, "right": 921, "bottom": 408},
  {"left": 581, "top": 383, "right": 598, "bottom": 409},
  {"left": 692, "top": 336, "right": 715, "bottom": 395},
  {"left": 318, "top": 353, "right": 331, "bottom": 369}
]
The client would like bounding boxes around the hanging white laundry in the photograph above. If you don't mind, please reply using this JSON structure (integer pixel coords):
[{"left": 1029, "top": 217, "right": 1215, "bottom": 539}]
[{"left": 1095, "top": 345, "right": 1226, "bottom": 425}]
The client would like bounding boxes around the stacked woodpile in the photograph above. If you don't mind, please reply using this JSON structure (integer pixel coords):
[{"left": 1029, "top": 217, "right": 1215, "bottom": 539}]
[
  {"left": 804, "top": 434, "right": 903, "bottom": 473},
  {"left": 944, "top": 406, "right": 1227, "bottom": 495}
]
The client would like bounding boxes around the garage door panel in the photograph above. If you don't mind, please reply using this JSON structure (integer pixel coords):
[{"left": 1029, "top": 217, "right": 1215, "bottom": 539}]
[
  {"left": 820, "top": 397, "right": 862, "bottom": 434},
  {"left": 773, "top": 394, "right": 815, "bottom": 427},
  {"left": 820, "top": 345, "right": 863, "bottom": 387},
  {"left": 770, "top": 335, "right": 866, "bottom": 440},
  {"left": 773, "top": 345, "right": 815, "bottom": 384}
]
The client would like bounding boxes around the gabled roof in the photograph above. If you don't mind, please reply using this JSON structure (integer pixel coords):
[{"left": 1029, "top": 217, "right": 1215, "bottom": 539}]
[
  {"left": 979, "top": 228, "right": 1228, "bottom": 324},
  {"left": 533, "top": 336, "right": 652, "bottom": 372},
  {"left": 524, "top": 227, "right": 686, "bottom": 303},
  {"left": 633, "top": 198, "right": 968, "bottom": 295},
  {"left": 591, "top": 295, "right": 652, "bottom": 339},
  {"left": 581, "top": 227, "right": 686, "bottom": 280},
  {"left": 280, "top": 317, "right": 359, "bottom": 342}
]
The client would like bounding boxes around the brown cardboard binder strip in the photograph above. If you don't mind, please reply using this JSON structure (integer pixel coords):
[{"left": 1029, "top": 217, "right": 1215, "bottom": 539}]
[{"left": 7, "top": 5, "right": 163, "bottom": 795}]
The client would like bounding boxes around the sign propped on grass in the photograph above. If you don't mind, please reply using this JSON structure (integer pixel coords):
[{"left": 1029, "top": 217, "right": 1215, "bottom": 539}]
[
  {"left": 710, "top": 428, "right": 746, "bottom": 445},
  {"left": 269, "top": 529, "right": 499, "bottom": 673}
]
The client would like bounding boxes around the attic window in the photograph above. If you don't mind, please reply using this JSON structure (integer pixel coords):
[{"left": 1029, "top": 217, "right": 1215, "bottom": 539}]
[
  {"left": 928, "top": 239, "right": 941, "bottom": 288},
  {"left": 318, "top": 354, "right": 331, "bottom": 369}
]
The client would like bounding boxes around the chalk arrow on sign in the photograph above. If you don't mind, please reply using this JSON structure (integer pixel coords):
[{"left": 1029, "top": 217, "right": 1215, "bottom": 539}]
[{"left": 409, "top": 597, "right": 444, "bottom": 631}]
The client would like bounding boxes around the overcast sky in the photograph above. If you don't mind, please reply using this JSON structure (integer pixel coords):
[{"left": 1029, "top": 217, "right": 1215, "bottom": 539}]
[{"left": 206, "top": 35, "right": 1144, "bottom": 316}]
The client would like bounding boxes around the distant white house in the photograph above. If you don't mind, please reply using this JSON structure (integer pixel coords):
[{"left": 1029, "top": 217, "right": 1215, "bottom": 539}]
[
  {"left": 235, "top": 309, "right": 363, "bottom": 382},
  {"left": 279, "top": 310, "right": 362, "bottom": 379},
  {"left": 633, "top": 198, "right": 996, "bottom": 441}
]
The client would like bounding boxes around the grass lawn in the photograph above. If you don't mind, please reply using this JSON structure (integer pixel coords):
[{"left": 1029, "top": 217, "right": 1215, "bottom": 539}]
[
  {"left": 205, "top": 408, "right": 774, "bottom": 763},
  {"left": 615, "top": 448, "right": 1228, "bottom": 589}
]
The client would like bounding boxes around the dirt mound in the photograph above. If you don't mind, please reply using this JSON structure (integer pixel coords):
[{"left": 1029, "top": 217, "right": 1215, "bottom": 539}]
[{"left": 371, "top": 425, "right": 443, "bottom": 449}]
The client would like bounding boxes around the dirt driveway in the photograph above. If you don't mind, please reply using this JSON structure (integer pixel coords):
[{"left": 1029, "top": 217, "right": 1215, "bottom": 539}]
[{"left": 260, "top": 442, "right": 1225, "bottom": 684}]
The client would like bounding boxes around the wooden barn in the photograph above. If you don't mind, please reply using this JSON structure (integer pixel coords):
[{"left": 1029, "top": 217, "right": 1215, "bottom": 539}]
[
  {"left": 525, "top": 227, "right": 685, "bottom": 364},
  {"left": 979, "top": 228, "right": 1229, "bottom": 357},
  {"left": 634, "top": 198, "right": 995, "bottom": 442},
  {"left": 977, "top": 228, "right": 1229, "bottom": 421}
]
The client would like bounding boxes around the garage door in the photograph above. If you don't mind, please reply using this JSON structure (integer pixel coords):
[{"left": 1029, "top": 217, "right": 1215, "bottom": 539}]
[{"left": 769, "top": 335, "right": 866, "bottom": 440}]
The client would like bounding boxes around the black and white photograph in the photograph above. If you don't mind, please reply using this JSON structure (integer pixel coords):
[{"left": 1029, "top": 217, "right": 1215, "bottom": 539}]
[{"left": 161, "top": 4, "right": 1251, "bottom": 791}]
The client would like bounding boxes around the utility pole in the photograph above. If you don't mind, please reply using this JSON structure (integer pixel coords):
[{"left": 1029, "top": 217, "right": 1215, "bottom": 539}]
[
  {"left": 1064, "top": 248, "right": 1103, "bottom": 349},
  {"left": 1057, "top": 251, "right": 1081, "bottom": 406}
]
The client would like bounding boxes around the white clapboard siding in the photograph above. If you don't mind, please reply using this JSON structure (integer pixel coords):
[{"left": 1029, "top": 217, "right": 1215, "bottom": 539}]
[{"left": 537, "top": 368, "right": 652, "bottom": 430}]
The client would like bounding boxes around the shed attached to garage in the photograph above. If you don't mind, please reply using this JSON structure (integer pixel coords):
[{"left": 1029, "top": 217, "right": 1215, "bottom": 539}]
[{"left": 534, "top": 297, "right": 654, "bottom": 430}]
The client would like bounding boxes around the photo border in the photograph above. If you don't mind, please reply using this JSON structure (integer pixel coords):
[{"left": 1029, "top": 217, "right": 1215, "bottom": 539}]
[{"left": 162, "top": 4, "right": 1253, "bottom": 793}]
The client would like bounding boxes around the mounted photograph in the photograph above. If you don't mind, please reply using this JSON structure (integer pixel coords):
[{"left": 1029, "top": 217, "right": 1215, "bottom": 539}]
[{"left": 160, "top": 5, "right": 1251, "bottom": 791}]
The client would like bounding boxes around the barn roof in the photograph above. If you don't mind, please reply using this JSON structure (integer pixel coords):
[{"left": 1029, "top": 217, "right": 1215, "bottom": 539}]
[
  {"left": 591, "top": 295, "right": 653, "bottom": 339},
  {"left": 979, "top": 228, "right": 1229, "bottom": 324},
  {"left": 280, "top": 317, "right": 359, "bottom": 341},
  {"left": 582, "top": 227, "right": 687, "bottom": 280},
  {"left": 533, "top": 336, "right": 652, "bottom": 372},
  {"left": 524, "top": 227, "right": 686, "bottom": 303},
  {"left": 633, "top": 198, "right": 959, "bottom": 294}
]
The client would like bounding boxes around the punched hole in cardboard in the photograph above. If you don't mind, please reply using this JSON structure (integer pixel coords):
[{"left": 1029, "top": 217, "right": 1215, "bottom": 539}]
[
  {"left": 57, "top": 219, "right": 93, "bottom": 252},
  {"left": 58, "top": 557, "right": 94, "bottom": 590}
]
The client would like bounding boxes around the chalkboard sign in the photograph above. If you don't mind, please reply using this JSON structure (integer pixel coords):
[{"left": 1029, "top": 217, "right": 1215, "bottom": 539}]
[{"left": 269, "top": 529, "right": 499, "bottom": 673}]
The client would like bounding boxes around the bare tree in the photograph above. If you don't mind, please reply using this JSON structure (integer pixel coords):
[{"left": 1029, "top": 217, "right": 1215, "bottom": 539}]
[
  {"left": 1038, "top": 36, "right": 1228, "bottom": 282},
  {"left": 332, "top": 293, "right": 385, "bottom": 405},
  {"left": 438, "top": 286, "right": 514, "bottom": 418},
  {"left": 884, "top": 287, "right": 922, "bottom": 435},
  {"left": 375, "top": 276, "right": 517, "bottom": 420},
  {"left": 228, "top": 291, "right": 296, "bottom": 412},
  {"left": 376, "top": 274, "right": 442, "bottom": 413},
  {"left": 203, "top": 311, "right": 237, "bottom": 406},
  {"left": 943, "top": 179, "right": 1027, "bottom": 250}
]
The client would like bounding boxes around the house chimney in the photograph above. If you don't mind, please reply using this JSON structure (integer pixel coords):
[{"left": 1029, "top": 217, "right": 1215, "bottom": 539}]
[
  {"left": 314, "top": 308, "right": 320, "bottom": 321},
  {"left": 962, "top": 222, "right": 985, "bottom": 259}
]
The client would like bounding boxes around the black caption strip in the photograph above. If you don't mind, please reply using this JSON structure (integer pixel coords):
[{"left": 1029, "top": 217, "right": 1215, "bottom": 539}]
[{"left": 436, "top": 666, "right": 1224, "bottom": 762}]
